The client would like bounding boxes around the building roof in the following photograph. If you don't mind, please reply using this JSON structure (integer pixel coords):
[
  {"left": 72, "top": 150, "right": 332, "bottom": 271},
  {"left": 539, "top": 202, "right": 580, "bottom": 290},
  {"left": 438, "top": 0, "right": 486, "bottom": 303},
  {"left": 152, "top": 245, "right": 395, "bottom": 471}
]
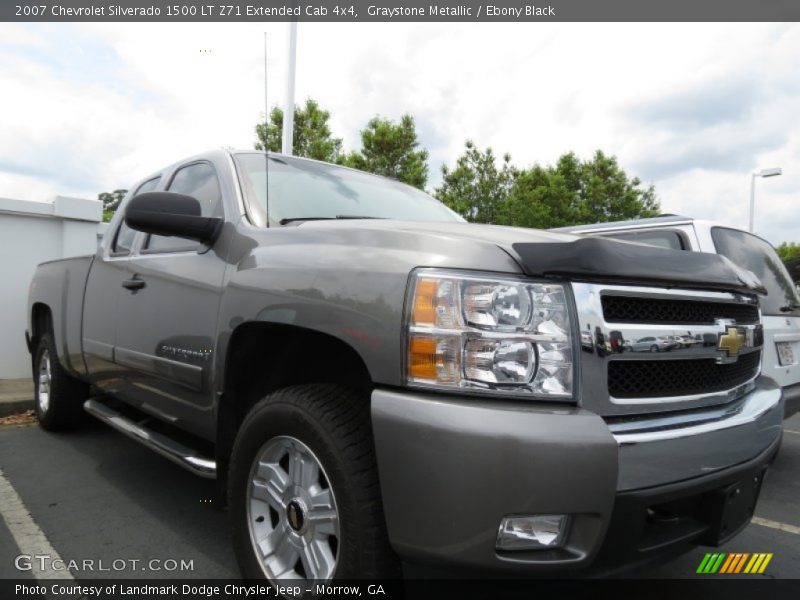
[{"left": 0, "top": 195, "right": 102, "bottom": 223}]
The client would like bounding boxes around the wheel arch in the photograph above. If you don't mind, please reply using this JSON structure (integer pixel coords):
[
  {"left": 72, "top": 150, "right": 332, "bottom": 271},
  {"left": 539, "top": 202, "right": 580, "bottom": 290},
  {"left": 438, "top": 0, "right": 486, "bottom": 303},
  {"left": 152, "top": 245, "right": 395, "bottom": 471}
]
[
  {"left": 215, "top": 321, "right": 374, "bottom": 491},
  {"left": 30, "top": 302, "right": 53, "bottom": 347}
]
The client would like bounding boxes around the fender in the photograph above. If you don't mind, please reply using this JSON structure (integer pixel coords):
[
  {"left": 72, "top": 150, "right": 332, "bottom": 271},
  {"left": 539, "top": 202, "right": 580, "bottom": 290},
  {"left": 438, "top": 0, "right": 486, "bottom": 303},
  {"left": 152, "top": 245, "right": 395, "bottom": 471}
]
[
  {"left": 213, "top": 222, "right": 522, "bottom": 392},
  {"left": 28, "top": 256, "right": 94, "bottom": 378}
]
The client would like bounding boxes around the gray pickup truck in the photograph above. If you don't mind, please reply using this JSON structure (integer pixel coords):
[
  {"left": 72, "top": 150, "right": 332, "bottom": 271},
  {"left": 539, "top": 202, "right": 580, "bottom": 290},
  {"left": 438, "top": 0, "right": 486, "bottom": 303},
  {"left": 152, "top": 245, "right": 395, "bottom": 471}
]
[{"left": 26, "top": 150, "right": 784, "bottom": 581}]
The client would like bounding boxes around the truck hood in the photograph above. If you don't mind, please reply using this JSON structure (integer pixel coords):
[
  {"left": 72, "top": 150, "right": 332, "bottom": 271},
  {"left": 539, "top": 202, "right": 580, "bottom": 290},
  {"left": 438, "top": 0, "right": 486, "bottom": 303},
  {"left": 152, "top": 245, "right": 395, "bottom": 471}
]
[
  {"left": 297, "top": 218, "right": 576, "bottom": 246},
  {"left": 297, "top": 219, "right": 766, "bottom": 295}
]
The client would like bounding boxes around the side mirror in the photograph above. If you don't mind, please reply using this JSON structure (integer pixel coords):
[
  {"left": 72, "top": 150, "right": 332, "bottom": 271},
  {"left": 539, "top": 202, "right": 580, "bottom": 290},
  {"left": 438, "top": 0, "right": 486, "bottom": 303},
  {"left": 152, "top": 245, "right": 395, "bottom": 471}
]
[{"left": 124, "top": 192, "right": 223, "bottom": 244}]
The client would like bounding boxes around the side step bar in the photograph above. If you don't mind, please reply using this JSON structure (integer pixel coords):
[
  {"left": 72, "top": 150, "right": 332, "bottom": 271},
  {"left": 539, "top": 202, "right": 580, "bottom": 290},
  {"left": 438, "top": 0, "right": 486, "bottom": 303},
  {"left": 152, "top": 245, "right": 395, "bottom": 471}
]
[{"left": 84, "top": 399, "right": 216, "bottom": 479}]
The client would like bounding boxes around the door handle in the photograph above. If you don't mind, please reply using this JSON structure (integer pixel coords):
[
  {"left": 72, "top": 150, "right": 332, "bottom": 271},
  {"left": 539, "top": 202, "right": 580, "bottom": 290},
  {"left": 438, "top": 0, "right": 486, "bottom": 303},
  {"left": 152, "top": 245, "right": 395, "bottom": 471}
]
[{"left": 122, "top": 277, "right": 146, "bottom": 291}]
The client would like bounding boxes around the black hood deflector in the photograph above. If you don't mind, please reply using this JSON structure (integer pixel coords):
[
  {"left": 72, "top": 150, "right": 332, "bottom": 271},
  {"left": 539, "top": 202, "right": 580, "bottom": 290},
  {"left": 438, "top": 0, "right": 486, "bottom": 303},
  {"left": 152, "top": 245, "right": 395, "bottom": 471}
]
[{"left": 512, "top": 238, "right": 766, "bottom": 295}]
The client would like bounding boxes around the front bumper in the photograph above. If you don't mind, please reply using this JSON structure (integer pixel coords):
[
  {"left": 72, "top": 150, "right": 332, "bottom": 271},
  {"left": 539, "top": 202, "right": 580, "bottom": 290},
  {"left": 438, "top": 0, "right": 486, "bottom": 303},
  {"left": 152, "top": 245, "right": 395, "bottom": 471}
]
[
  {"left": 371, "top": 377, "right": 783, "bottom": 572},
  {"left": 591, "top": 440, "right": 777, "bottom": 575}
]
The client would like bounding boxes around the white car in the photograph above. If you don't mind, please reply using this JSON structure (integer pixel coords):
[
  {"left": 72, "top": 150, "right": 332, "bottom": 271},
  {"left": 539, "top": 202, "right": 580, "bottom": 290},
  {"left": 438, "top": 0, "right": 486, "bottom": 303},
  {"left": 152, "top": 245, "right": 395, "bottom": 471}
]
[
  {"left": 556, "top": 216, "right": 800, "bottom": 418},
  {"left": 629, "top": 336, "right": 676, "bottom": 352}
]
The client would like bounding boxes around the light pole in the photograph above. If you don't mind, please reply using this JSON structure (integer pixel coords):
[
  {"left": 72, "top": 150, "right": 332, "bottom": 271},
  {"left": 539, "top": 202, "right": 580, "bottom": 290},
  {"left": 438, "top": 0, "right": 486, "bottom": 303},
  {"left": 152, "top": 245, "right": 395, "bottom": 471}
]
[
  {"left": 282, "top": 20, "right": 298, "bottom": 156},
  {"left": 749, "top": 167, "right": 782, "bottom": 232}
]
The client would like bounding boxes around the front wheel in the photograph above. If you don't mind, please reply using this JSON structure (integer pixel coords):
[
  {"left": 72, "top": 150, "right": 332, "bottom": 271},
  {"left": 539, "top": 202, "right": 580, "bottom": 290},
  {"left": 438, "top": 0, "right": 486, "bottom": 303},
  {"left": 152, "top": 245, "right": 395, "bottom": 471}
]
[{"left": 229, "top": 384, "right": 399, "bottom": 581}]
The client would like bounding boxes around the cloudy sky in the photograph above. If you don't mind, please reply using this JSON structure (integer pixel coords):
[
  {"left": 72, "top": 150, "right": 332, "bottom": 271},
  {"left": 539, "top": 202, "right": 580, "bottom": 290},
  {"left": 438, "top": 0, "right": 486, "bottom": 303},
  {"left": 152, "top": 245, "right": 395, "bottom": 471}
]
[{"left": 0, "top": 22, "right": 797, "bottom": 244}]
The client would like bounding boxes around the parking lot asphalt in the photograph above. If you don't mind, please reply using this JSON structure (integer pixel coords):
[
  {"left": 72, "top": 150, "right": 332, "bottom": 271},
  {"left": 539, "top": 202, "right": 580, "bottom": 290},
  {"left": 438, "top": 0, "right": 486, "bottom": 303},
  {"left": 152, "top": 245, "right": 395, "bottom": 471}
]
[{"left": 0, "top": 412, "right": 798, "bottom": 581}]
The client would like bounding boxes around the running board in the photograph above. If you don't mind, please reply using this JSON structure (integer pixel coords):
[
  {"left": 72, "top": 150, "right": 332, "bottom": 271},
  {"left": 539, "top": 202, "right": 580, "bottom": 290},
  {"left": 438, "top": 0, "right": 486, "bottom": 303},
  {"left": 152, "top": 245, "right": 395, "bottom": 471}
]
[{"left": 83, "top": 399, "right": 217, "bottom": 479}]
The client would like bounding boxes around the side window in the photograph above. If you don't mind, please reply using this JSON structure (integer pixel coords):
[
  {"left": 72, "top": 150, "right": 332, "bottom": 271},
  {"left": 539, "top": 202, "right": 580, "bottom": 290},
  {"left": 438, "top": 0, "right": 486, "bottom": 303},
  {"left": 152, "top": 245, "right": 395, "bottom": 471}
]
[
  {"left": 144, "top": 162, "right": 223, "bottom": 253},
  {"left": 111, "top": 177, "right": 160, "bottom": 255},
  {"left": 603, "top": 230, "right": 686, "bottom": 251}
]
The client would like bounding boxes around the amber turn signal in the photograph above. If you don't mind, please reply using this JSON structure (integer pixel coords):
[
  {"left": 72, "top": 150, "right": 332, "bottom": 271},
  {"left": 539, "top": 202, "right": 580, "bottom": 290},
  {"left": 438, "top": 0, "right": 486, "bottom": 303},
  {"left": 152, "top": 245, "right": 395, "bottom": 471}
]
[
  {"left": 408, "top": 337, "right": 438, "bottom": 380},
  {"left": 411, "top": 278, "right": 438, "bottom": 326}
]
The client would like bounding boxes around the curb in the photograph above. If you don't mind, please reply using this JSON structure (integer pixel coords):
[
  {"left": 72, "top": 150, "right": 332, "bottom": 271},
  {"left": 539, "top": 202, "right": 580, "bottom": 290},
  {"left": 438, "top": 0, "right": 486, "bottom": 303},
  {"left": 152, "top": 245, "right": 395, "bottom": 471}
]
[
  {"left": 0, "top": 379, "right": 35, "bottom": 417},
  {"left": 0, "top": 398, "right": 34, "bottom": 418}
]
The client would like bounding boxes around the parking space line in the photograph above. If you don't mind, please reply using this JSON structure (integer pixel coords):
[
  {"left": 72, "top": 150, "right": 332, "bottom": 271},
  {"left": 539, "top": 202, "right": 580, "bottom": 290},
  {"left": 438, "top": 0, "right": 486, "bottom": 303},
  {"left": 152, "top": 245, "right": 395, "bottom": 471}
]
[
  {"left": 784, "top": 429, "right": 800, "bottom": 435},
  {"left": 0, "top": 467, "right": 74, "bottom": 581},
  {"left": 752, "top": 516, "right": 800, "bottom": 536}
]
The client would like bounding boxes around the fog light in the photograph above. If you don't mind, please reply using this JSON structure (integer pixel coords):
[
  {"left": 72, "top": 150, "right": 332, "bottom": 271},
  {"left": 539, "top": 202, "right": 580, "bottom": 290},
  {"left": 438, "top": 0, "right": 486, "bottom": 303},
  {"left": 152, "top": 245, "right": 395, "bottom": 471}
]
[{"left": 496, "top": 515, "right": 570, "bottom": 551}]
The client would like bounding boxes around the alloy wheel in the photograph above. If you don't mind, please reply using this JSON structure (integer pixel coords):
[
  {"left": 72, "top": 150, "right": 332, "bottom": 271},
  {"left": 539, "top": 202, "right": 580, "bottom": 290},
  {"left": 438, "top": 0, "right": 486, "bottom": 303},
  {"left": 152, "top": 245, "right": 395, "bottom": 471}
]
[{"left": 246, "top": 435, "right": 340, "bottom": 581}]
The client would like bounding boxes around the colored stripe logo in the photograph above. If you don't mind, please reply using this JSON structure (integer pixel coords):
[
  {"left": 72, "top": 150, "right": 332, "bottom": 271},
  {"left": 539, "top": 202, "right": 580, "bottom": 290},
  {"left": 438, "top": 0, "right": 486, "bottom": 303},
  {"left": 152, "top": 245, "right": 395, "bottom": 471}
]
[{"left": 697, "top": 552, "right": 773, "bottom": 574}]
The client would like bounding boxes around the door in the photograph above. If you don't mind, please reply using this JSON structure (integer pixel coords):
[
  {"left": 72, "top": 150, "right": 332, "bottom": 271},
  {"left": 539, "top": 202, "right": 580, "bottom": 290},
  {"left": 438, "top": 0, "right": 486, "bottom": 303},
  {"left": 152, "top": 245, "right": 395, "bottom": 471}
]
[
  {"left": 82, "top": 177, "right": 159, "bottom": 391},
  {"left": 113, "top": 161, "right": 228, "bottom": 438}
]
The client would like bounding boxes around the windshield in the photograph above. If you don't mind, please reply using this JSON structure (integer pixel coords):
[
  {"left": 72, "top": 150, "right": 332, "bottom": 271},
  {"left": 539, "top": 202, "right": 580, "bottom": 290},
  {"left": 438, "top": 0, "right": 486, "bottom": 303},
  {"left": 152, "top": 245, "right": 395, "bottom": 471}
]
[
  {"left": 711, "top": 226, "right": 800, "bottom": 317},
  {"left": 234, "top": 153, "right": 462, "bottom": 226}
]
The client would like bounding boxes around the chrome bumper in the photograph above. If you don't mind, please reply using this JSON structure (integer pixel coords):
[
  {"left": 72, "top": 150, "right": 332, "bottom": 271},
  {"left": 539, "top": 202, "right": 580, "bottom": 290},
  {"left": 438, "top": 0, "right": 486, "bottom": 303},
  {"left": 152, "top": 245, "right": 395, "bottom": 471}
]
[{"left": 610, "top": 376, "right": 783, "bottom": 490}]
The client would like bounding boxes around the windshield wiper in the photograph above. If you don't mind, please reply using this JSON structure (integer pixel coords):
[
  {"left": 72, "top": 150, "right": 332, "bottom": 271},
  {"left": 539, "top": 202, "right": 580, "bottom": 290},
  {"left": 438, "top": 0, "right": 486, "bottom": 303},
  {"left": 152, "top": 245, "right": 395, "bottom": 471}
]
[
  {"left": 279, "top": 215, "right": 385, "bottom": 225},
  {"left": 279, "top": 217, "right": 334, "bottom": 225},
  {"left": 335, "top": 215, "right": 385, "bottom": 220}
]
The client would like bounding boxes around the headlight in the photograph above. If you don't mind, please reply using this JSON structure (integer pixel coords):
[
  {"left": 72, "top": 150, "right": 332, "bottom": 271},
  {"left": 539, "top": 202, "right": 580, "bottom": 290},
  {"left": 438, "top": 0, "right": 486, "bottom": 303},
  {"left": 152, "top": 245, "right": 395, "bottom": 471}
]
[{"left": 405, "top": 269, "right": 574, "bottom": 399}]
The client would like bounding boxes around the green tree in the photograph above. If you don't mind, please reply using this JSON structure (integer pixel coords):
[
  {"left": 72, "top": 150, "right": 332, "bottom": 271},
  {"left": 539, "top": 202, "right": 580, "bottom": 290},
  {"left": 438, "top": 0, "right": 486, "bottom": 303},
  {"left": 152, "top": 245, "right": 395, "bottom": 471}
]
[
  {"left": 776, "top": 242, "right": 800, "bottom": 262},
  {"left": 99, "top": 189, "right": 127, "bottom": 222},
  {"left": 777, "top": 243, "right": 800, "bottom": 284},
  {"left": 500, "top": 150, "right": 660, "bottom": 229},
  {"left": 435, "top": 140, "right": 517, "bottom": 223},
  {"left": 342, "top": 115, "right": 429, "bottom": 189},
  {"left": 255, "top": 98, "right": 343, "bottom": 162},
  {"left": 785, "top": 257, "right": 800, "bottom": 284},
  {"left": 438, "top": 147, "right": 659, "bottom": 228}
]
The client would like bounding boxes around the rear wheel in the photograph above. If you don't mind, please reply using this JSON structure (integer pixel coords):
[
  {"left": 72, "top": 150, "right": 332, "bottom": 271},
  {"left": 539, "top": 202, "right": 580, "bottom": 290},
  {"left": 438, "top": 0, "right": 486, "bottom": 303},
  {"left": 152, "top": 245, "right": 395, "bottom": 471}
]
[
  {"left": 229, "top": 384, "right": 399, "bottom": 581},
  {"left": 33, "top": 331, "right": 88, "bottom": 431}
]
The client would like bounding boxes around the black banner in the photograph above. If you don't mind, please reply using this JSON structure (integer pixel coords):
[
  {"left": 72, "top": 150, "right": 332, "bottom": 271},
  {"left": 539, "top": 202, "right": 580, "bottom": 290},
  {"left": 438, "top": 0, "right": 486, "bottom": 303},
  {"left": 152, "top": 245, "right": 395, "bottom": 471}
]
[
  {"left": 3, "top": 0, "right": 800, "bottom": 23},
  {"left": 3, "top": 579, "right": 800, "bottom": 600}
]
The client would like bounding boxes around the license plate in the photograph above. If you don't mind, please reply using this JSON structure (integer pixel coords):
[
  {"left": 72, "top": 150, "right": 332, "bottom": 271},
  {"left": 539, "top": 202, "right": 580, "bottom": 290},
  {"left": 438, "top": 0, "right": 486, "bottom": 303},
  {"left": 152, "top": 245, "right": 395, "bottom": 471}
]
[{"left": 777, "top": 342, "right": 795, "bottom": 366}]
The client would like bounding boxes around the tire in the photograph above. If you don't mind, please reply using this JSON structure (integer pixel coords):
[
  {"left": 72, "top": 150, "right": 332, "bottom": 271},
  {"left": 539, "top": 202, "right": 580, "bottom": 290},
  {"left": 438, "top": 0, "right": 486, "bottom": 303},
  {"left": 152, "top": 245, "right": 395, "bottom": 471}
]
[
  {"left": 229, "top": 384, "right": 399, "bottom": 581},
  {"left": 33, "top": 331, "right": 89, "bottom": 431},
  {"left": 650, "top": 345, "right": 659, "bottom": 353}
]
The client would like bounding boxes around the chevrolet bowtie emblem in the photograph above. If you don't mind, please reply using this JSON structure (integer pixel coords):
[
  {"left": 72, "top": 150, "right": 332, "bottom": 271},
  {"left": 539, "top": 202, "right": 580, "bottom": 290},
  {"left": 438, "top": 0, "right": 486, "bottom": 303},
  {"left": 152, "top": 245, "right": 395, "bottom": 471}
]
[{"left": 718, "top": 327, "right": 745, "bottom": 357}]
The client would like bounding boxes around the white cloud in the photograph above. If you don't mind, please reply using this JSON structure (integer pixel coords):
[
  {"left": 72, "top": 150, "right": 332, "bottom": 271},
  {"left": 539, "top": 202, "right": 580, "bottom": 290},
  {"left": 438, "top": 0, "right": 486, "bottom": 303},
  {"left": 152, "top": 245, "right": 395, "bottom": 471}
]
[{"left": 0, "top": 21, "right": 797, "bottom": 244}]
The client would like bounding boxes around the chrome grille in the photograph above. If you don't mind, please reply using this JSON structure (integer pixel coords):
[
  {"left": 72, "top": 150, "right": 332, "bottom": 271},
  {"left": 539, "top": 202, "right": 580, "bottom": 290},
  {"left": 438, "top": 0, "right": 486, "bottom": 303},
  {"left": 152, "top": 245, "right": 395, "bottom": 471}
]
[
  {"left": 608, "top": 352, "right": 760, "bottom": 399},
  {"left": 572, "top": 283, "right": 762, "bottom": 416},
  {"left": 601, "top": 295, "right": 759, "bottom": 325}
]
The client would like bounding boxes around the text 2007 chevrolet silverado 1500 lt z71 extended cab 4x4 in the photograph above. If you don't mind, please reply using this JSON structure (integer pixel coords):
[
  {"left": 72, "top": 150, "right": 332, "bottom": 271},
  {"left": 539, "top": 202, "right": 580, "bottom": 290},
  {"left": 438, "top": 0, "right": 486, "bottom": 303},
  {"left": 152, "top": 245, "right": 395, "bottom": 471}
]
[{"left": 26, "top": 150, "right": 783, "bottom": 581}]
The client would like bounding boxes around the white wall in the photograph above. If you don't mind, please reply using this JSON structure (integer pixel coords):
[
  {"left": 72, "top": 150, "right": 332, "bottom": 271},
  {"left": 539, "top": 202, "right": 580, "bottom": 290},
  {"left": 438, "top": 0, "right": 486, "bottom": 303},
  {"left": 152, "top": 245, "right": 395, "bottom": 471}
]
[{"left": 0, "top": 196, "right": 103, "bottom": 379}]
